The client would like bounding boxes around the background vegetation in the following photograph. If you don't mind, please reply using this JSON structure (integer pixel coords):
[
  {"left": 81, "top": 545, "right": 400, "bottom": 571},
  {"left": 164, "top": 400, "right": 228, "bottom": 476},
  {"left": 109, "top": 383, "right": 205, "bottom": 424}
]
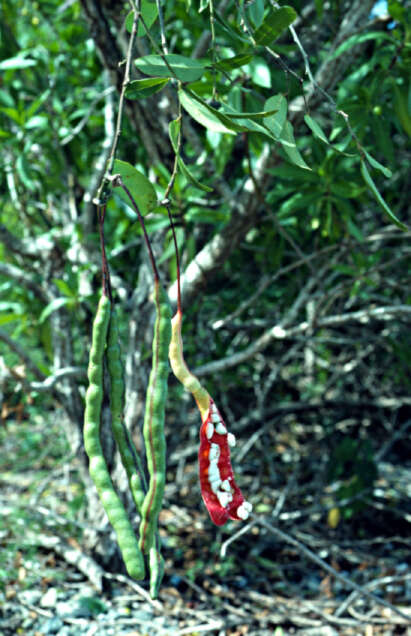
[{"left": 0, "top": 0, "right": 410, "bottom": 633}]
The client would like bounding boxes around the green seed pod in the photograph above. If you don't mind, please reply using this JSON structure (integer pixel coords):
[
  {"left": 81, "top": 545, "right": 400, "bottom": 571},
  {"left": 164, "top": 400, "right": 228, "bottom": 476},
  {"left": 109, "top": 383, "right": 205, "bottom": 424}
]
[
  {"left": 84, "top": 295, "right": 144, "bottom": 580},
  {"left": 107, "top": 305, "right": 146, "bottom": 513},
  {"left": 138, "top": 282, "right": 172, "bottom": 554},
  {"left": 149, "top": 543, "right": 165, "bottom": 599}
]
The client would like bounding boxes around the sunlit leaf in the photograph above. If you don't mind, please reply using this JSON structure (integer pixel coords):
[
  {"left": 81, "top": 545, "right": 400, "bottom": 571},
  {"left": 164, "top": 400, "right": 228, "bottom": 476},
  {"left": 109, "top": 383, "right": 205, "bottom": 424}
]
[
  {"left": 39, "top": 298, "right": 72, "bottom": 324},
  {"left": 364, "top": 151, "right": 392, "bottom": 179},
  {"left": 179, "top": 88, "right": 242, "bottom": 134},
  {"left": 213, "top": 54, "right": 253, "bottom": 71},
  {"left": 247, "top": 0, "right": 265, "bottom": 28},
  {"left": 113, "top": 159, "right": 157, "bottom": 215},
  {"left": 264, "top": 94, "right": 287, "bottom": 137},
  {"left": 125, "top": 77, "right": 169, "bottom": 99},
  {"left": 222, "top": 108, "right": 278, "bottom": 121},
  {"left": 254, "top": 6, "right": 297, "bottom": 46},
  {"left": 125, "top": 2, "right": 159, "bottom": 37},
  {"left": 304, "top": 114, "right": 329, "bottom": 144},
  {"left": 280, "top": 121, "right": 311, "bottom": 170},
  {"left": 135, "top": 54, "right": 206, "bottom": 82},
  {"left": 0, "top": 57, "right": 37, "bottom": 70},
  {"left": 330, "top": 31, "right": 394, "bottom": 60}
]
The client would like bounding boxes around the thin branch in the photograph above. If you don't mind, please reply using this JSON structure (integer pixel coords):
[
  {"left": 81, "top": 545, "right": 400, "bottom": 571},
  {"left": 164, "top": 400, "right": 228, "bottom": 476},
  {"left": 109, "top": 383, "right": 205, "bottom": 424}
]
[
  {"left": 61, "top": 86, "right": 116, "bottom": 146},
  {"left": 93, "top": 2, "right": 141, "bottom": 205},
  {"left": 256, "top": 515, "right": 410, "bottom": 623},
  {"left": 212, "top": 245, "right": 338, "bottom": 330},
  {"left": 0, "top": 329, "right": 46, "bottom": 381},
  {"left": 195, "top": 305, "right": 411, "bottom": 377},
  {"left": 0, "top": 262, "right": 50, "bottom": 304},
  {"left": 83, "top": 72, "right": 116, "bottom": 225},
  {"left": 335, "top": 573, "right": 411, "bottom": 619},
  {"left": 155, "top": 0, "right": 168, "bottom": 54},
  {"left": 29, "top": 366, "right": 86, "bottom": 391}
]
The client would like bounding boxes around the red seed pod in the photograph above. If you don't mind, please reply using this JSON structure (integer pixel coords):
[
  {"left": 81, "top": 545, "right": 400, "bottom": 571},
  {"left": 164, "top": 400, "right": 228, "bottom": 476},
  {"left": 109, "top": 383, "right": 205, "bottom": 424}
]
[{"left": 198, "top": 399, "right": 252, "bottom": 526}]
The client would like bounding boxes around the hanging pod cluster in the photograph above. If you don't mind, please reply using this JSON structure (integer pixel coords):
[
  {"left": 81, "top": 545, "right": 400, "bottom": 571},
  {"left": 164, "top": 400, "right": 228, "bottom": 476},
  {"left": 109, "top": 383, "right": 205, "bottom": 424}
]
[
  {"left": 84, "top": 271, "right": 171, "bottom": 598},
  {"left": 84, "top": 183, "right": 250, "bottom": 599}
]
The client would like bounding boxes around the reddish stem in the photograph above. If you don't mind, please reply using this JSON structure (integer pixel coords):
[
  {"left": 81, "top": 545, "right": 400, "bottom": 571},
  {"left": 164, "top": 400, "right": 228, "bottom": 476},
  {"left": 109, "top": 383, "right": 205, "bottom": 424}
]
[
  {"left": 118, "top": 182, "right": 160, "bottom": 283},
  {"left": 98, "top": 204, "right": 112, "bottom": 301}
]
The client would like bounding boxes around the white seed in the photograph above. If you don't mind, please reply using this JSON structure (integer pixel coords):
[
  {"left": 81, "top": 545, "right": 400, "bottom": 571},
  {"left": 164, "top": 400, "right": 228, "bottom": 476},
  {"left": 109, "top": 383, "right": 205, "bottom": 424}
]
[
  {"left": 215, "top": 422, "right": 227, "bottom": 435},
  {"left": 211, "top": 413, "right": 221, "bottom": 423},
  {"left": 206, "top": 422, "right": 214, "bottom": 439},
  {"left": 208, "top": 462, "right": 220, "bottom": 482},
  {"left": 217, "top": 491, "right": 230, "bottom": 508},
  {"left": 209, "top": 443, "right": 220, "bottom": 461},
  {"left": 227, "top": 432, "right": 236, "bottom": 447},
  {"left": 221, "top": 479, "right": 231, "bottom": 492},
  {"left": 236, "top": 503, "right": 249, "bottom": 520},
  {"left": 209, "top": 477, "right": 222, "bottom": 494}
]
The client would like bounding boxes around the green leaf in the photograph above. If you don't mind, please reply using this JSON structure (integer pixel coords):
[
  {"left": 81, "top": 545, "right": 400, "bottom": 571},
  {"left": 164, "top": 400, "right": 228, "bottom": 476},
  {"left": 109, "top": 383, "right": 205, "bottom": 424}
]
[
  {"left": 280, "top": 121, "right": 311, "bottom": 170},
  {"left": 16, "top": 155, "right": 36, "bottom": 190},
  {"left": 26, "top": 89, "right": 51, "bottom": 119},
  {"left": 248, "top": 0, "right": 265, "bottom": 28},
  {"left": 254, "top": 6, "right": 298, "bottom": 46},
  {"left": 113, "top": 160, "right": 157, "bottom": 215},
  {"left": 125, "top": 77, "right": 169, "bottom": 99},
  {"left": 0, "top": 313, "right": 20, "bottom": 326},
  {"left": 314, "top": 0, "right": 324, "bottom": 18},
  {"left": 39, "top": 298, "right": 72, "bottom": 324},
  {"left": 53, "top": 279, "right": 76, "bottom": 298},
  {"left": 213, "top": 54, "right": 253, "bottom": 72},
  {"left": 135, "top": 54, "right": 206, "bottom": 82},
  {"left": 169, "top": 118, "right": 181, "bottom": 154},
  {"left": 179, "top": 88, "right": 241, "bottom": 134},
  {"left": 219, "top": 103, "right": 277, "bottom": 137},
  {"left": 330, "top": 31, "right": 394, "bottom": 61},
  {"left": 178, "top": 158, "right": 214, "bottom": 192},
  {"left": 125, "top": 2, "right": 159, "bottom": 37},
  {"left": 264, "top": 94, "right": 287, "bottom": 137},
  {"left": 222, "top": 108, "right": 278, "bottom": 121},
  {"left": 247, "top": 57, "right": 271, "bottom": 88},
  {"left": 346, "top": 218, "right": 365, "bottom": 242},
  {"left": 0, "top": 56, "right": 37, "bottom": 70},
  {"left": 169, "top": 117, "right": 213, "bottom": 192},
  {"left": 213, "top": 12, "right": 250, "bottom": 45},
  {"left": 0, "top": 107, "right": 24, "bottom": 125},
  {"left": 363, "top": 151, "right": 392, "bottom": 179},
  {"left": 25, "top": 115, "right": 48, "bottom": 130},
  {"left": 304, "top": 114, "right": 329, "bottom": 144},
  {"left": 360, "top": 161, "right": 407, "bottom": 230}
]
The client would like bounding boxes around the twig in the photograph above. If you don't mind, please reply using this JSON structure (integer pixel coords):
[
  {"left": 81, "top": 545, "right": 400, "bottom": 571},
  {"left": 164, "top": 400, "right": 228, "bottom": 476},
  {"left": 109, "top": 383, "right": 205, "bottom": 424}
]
[
  {"left": 30, "top": 534, "right": 104, "bottom": 592},
  {"left": 61, "top": 86, "right": 116, "bottom": 145},
  {"left": 335, "top": 572, "right": 411, "bottom": 618},
  {"left": 0, "top": 262, "right": 50, "bottom": 303},
  {"left": 93, "top": 1, "right": 141, "bottom": 205},
  {"left": 103, "top": 572, "right": 162, "bottom": 610},
  {"left": 195, "top": 305, "right": 411, "bottom": 377},
  {"left": 30, "top": 366, "right": 86, "bottom": 391},
  {"left": 255, "top": 515, "right": 410, "bottom": 623},
  {"left": 84, "top": 72, "right": 116, "bottom": 224},
  {"left": 0, "top": 329, "right": 45, "bottom": 381},
  {"left": 220, "top": 520, "right": 256, "bottom": 558},
  {"left": 155, "top": 0, "right": 168, "bottom": 54},
  {"left": 212, "top": 245, "right": 338, "bottom": 330}
]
